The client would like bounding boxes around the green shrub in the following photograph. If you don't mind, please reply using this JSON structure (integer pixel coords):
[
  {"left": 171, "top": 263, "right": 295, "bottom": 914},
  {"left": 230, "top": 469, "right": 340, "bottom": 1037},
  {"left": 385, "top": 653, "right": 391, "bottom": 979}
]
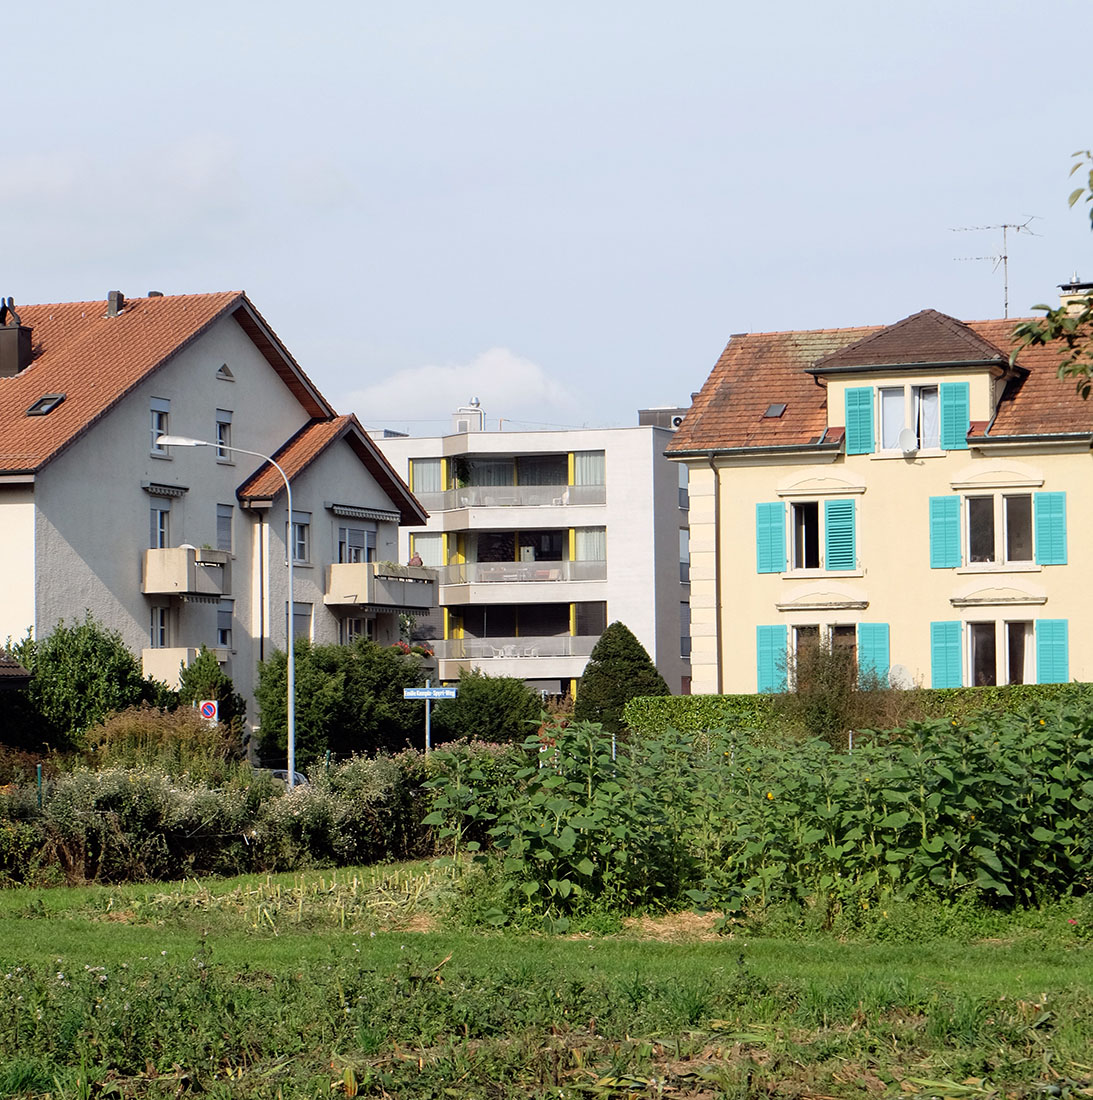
[
  {"left": 85, "top": 705, "right": 248, "bottom": 784},
  {"left": 430, "top": 668, "right": 541, "bottom": 744},
  {"left": 574, "top": 622, "right": 669, "bottom": 734},
  {"left": 177, "top": 646, "right": 247, "bottom": 730},
  {"left": 256, "top": 639, "right": 429, "bottom": 764}
]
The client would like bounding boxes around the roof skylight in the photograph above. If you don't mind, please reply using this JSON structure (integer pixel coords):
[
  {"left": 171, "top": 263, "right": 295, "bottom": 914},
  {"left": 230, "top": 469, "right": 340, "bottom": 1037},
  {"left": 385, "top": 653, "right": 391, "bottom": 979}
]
[{"left": 26, "top": 393, "right": 65, "bottom": 416}]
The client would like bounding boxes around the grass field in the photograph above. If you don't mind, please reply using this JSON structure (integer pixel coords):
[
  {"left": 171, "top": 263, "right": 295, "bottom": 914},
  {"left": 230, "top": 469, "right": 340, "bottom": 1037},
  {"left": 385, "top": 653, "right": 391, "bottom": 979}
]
[{"left": 2, "top": 864, "right": 1092, "bottom": 1099}]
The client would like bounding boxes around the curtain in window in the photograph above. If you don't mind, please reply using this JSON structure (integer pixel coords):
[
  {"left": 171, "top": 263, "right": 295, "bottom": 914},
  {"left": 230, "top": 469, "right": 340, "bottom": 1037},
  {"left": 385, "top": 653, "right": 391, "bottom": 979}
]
[
  {"left": 573, "top": 451, "right": 605, "bottom": 486},
  {"left": 916, "top": 387, "right": 939, "bottom": 448},
  {"left": 516, "top": 455, "right": 566, "bottom": 485},
  {"left": 880, "top": 389, "right": 904, "bottom": 450},
  {"left": 466, "top": 457, "right": 513, "bottom": 486},
  {"left": 413, "top": 533, "right": 443, "bottom": 567},
  {"left": 411, "top": 459, "right": 442, "bottom": 494},
  {"left": 574, "top": 527, "right": 606, "bottom": 561}
]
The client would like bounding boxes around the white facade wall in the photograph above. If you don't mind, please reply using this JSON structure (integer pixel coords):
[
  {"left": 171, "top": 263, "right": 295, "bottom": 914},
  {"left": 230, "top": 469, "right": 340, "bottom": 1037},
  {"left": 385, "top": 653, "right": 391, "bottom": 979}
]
[
  {"left": 0, "top": 485, "right": 36, "bottom": 643},
  {"left": 378, "top": 424, "right": 689, "bottom": 692}
]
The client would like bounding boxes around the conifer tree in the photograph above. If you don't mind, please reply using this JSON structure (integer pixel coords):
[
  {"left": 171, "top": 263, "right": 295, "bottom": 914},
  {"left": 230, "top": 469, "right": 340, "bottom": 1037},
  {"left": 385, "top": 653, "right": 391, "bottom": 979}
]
[{"left": 573, "top": 621, "right": 670, "bottom": 734}]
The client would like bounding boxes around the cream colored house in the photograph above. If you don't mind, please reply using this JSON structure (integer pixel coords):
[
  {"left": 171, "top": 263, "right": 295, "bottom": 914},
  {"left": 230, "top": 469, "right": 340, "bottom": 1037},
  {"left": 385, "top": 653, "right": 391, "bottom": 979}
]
[
  {"left": 0, "top": 291, "right": 431, "bottom": 713},
  {"left": 668, "top": 301, "right": 1092, "bottom": 694}
]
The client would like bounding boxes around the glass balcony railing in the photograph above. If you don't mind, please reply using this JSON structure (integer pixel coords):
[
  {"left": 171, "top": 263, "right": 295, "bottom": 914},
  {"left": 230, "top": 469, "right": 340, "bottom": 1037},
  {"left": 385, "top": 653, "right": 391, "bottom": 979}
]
[
  {"left": 434, "top": 635, "right": 599, "bottom": 661},
  {"left": 438, "top": 560, "right": 606, "bottom": 585},
  {"left": 414, "top": 483, "right": 605, "bottom": 511}
]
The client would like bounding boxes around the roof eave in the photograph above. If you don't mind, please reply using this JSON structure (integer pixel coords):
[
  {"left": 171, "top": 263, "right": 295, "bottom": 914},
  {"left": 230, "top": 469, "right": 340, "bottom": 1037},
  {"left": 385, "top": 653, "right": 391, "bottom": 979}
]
[
  {"left": 807, "top": 357, "right": 1011, "bottom": 378},
  {"left": 668, "top": 441, "right": 844, "bottom": 460}
]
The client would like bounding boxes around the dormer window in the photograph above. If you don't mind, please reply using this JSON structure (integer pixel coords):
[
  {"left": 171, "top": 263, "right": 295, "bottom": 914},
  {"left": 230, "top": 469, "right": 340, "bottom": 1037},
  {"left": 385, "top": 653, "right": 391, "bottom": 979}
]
[{"left": 26, "top": 393, "right": 65, "bottom": 416}]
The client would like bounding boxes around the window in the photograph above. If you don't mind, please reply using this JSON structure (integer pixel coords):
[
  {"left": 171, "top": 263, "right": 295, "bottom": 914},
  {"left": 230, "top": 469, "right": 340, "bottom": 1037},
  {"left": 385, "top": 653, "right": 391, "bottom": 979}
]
[
  {"left": 217, "top": 599, "right": 233, "bottom": 649},
  {"left": 932, "top": 492, "right": 1060, "bottom": 568},
  {"left": 215, "top": 409, "right": 233, "bottom": 461},
  {"left": 341, "top": 616, "right": 372, "bottom": 645},
  {"left": 574, "top": 601, "right": 607, "bottom": 637},
  {"left": 572, "top": 451, "right": 606, "bottom": 486},
  {"left": 150, "top": 502, "right": 170, "bottom": 549},
  {"left": 679, "top": 528, "right": 690, "bottom": 582},
  {"left": 409, "top": 458, "right": 443, "bottom": 494},
  {"left": 150, "top": 397, "right": 170, "bottom": 454},
  {"left": 291, "top": 602, "right": 312, "bottom": 641},
  {"left": 149, "top": 606, "right": 169, "bottom": 648},
  {"left": 574, "top": 527, "right": 606, "bottom": 562},
  {"left": 26, "top": 393, "right": 65, "bottom": 416},
  {"left": 878, "top": 385, "right": 940, "bottom": 450},
  {"left": 791, "top": 502, "right": 820, "bottom": 569},
  {"left": 412, "top": 533, "right": 443, "bottom": 568},
  {"left": 678, "top": 463, "right": 689, "bottom": 510},
  {"left": 338, "top": 525, "right": 375, "bottom": 563},
  {"left": 757, "top": 498, "right": 856, "bottom": 574},
  {"left": 289, "top": 511, "right": 310, "bottom": 563},
  {"left": 216, "top": 504, "right": 233, "bottom": 553},
  {"left": 847, "top": 383, "right": 966, "bottom": 454},
  {"left": 680, "top": 602, "right": 691, "bottom": 659},
  {"left": 932, "top": 619, "right": 1066, "bottom": 686}
]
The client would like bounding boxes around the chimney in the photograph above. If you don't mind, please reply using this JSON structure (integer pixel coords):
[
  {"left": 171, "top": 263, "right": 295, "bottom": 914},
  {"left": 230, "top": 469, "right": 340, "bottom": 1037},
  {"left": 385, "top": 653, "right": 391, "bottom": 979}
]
[
  {"left": 0, "top": 297, "right": 33, "bottom": 377},
  {"left": 1059, "top": 275, "right": 1093, "bottom": 315},
  {"left": 107, "top": 290, "right": 126, "bottom": 317}
]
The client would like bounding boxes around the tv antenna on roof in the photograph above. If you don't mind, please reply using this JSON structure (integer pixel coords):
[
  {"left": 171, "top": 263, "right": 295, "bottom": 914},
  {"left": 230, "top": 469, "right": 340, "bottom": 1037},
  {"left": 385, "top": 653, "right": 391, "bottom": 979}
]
[{"left": 950, "top": 217, "right": 1039, "bottom": 318}]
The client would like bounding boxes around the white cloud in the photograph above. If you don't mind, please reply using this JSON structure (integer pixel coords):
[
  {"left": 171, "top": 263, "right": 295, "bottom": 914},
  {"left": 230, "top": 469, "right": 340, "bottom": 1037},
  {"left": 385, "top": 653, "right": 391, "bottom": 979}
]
[{"left": 338, "top": 347, "right": 581, "bottom": 434}]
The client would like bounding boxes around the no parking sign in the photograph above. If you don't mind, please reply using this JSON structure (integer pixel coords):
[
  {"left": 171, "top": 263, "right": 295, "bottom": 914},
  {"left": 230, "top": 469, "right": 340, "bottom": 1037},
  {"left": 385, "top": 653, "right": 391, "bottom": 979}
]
[{"left": 199, "top": 700, "right": 219, "bottom": 724}]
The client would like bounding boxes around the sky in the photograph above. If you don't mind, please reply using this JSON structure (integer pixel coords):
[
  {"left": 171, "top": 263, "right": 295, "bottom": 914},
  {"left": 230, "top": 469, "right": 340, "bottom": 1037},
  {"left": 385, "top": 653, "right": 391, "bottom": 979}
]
[{"left": 3, "top": 1, "right": 1091, "bottom": 435}]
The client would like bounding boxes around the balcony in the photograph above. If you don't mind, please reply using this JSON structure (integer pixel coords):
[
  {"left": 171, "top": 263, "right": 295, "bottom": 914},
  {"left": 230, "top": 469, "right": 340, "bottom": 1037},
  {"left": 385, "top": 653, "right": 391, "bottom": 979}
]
[
  {"left": 324, "top": 562, "right": 437, "bottom": 612},
  {"left": 142, "top": 646, "right": 230, "bottom": 689},
  {"left": 439, "top": 560, "right": 607, "bottom": 584},
  {"left": 414, "top": 483, "right": 606, "bottom": 512},
  {"left": 433, "top": 634, "right": 598, "bottom": 680},
  {"left": 142, "top": 547, "right": 231, "bottom": 599}
]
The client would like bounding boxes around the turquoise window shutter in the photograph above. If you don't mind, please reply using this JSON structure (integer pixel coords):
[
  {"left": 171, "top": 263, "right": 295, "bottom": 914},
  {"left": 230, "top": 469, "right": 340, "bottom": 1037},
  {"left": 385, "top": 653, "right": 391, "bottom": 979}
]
[
  {"left": 939, "top": 382, "right": 970, "bottom": 450},
  {"left": 857, "top": 623, "right": 890, "bottom": 685},
  {"left": 756, "top": 624, "right": 787, "bottom": 693},
  {"left": 929, "top": 496, "right": 961, "bottom": 568},
  {"left": 824, "top": 498, "right": 856, "bottom": 571},
  {"left": 844, "top": 387, "right": 874, "bottom": 455},
  {"left": 755, "top": 502, "right": 786, "bottom": 574},
  {"left": 1034, "top": 492, "right": 1067, "bottom": 565},
  {"left": 930, "top": 621, "right": 962, "bottom": 688},
  {"left": 1036, "top": 619, "right": 1069, "bottom": 684}
]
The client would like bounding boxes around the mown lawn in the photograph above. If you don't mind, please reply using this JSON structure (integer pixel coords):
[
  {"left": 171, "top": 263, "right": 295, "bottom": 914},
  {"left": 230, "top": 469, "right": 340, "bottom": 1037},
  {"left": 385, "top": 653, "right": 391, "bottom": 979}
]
[{"left": 2, "top": 865, "right": 1092, "bottom": 1099}]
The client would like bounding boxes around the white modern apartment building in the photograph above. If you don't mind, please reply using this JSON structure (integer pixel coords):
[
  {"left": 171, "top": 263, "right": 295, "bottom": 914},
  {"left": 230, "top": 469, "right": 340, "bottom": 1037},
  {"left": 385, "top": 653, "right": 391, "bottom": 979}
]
[{"left": 377, "top": 405, "right": 691, "bottom": 695}]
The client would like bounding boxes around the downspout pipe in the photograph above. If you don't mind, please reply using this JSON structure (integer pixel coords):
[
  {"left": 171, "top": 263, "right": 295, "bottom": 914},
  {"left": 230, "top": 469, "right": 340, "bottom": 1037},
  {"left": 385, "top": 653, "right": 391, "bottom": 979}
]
[{"left": 707, "top": 450, "right": 723, "bottom": 694}]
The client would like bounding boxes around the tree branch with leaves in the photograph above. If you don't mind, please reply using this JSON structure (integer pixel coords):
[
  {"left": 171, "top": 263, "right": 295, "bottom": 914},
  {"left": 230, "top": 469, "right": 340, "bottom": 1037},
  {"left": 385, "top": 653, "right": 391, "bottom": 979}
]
[{"left": 1011, "top": 149, "right": 1093, "bottom": 396}]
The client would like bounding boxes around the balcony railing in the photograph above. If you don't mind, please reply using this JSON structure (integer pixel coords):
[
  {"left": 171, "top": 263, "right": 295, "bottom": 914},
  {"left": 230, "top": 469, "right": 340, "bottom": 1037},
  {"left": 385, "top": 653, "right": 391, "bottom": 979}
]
[
  {"left": 434, "top": 635, "right": 599, "bottom": 661},
  {"left": 414, "top": 483, "right": 605, "bottom": 512},
  {"left": 142, "top": 547, "right": 231, "bottom": 598},
  {"left": 439, "top": 560, "right": 607, "bottom": 585},
  {"left": 324, "top": 562, "right": 437, "bottom": 611}
]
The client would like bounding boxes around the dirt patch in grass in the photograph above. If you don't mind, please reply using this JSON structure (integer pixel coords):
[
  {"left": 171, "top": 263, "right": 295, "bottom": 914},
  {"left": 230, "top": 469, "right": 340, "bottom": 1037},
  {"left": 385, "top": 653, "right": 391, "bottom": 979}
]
[{"left": 620, "top": 910, "right": 725, "bottom": 942}]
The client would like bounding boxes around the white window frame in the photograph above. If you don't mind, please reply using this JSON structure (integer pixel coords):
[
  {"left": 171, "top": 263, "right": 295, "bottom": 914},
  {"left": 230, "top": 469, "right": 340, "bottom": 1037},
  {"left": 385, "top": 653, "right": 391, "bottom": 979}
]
[
  {"left": 289, "top": 511, "right": 311, "bottom": 564},
  {"left": 150, "top": 503, "right": 170, "bottom": 549},
  {"left": 874, "top": 384, "right": 942, "bottom": 453},
  {"left": 150, "top": 398, "right": 170, "bottom": 456},
  {"left": 215, "top": 409, "right": 233, "bottom": 462},
  {"left": 217, "top": 599, "right": 233, "bottom": 650},
  {"left": 149, "top": 605, "right": 169, "bottom": 648},
  {"left": 964, "top": 492, "right": 1034, "bottom": 569}
]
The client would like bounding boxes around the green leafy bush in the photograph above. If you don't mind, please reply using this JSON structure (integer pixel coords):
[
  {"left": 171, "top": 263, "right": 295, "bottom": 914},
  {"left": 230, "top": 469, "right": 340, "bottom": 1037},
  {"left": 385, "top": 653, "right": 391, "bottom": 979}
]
[
  {"left": 14, "top": 614, "right": 152, "bottom": 745},
  {"left": 430, "top": 668, "right": 541, "bottom": 744},
  {"left": 256, "top": 639, "right": 429, "bottom": 764},
  {"left": 177, "top": 646, "right": 247, "bottom": 730},
  {"left": 574, "top": 622, "right": 669, "bottom": 734}
]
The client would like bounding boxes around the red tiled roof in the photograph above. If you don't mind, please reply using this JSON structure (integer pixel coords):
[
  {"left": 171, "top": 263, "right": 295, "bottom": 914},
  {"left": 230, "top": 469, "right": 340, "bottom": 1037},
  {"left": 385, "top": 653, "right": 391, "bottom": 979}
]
[
  {"left": 238, "top": 414, "right": 428, "bottom": 525},
  {"left": 669, "top": 325, "right": 877, "bottom": 453},
  {"left": 669, "top": 311, "right": 1093, "bottom": 453},
  {"left": 0, "top": 292, "right": 332, "bottom": 474},
  {"left": 812, "top": 309, "right": 1009, "bottom": 370}
]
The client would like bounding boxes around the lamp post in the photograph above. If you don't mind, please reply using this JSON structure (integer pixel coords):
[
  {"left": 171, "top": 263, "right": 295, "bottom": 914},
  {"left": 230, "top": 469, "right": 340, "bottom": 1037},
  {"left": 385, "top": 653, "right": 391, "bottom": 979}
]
[{"left": 156, "top": 435, "right": 297, "bottom": 787}]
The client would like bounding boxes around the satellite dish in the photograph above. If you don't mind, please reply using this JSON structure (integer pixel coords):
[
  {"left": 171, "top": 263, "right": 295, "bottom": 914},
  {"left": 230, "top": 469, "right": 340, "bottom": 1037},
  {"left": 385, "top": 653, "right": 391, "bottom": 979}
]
[
  {"left": 889, "top": 664, "right": 913, "bottom": 689},
  {"left": 897, "top": 427, "right": 918, "bottom": 454}
]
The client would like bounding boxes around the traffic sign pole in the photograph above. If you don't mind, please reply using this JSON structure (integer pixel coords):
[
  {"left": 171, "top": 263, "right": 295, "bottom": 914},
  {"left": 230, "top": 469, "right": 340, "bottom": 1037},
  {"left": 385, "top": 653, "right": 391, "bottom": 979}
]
[
  {"left": 403, "top": 681, "right": 458, "bottom": 754},
  {"left": 425, "top": 680, "right": 431, "bottom": 755}
]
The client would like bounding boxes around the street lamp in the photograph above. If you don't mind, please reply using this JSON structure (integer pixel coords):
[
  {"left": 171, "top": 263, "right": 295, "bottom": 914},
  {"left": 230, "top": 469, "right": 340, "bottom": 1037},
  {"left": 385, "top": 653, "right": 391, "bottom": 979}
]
[{"left": 156, "top": 435, "right": 297, "bottom": 787}]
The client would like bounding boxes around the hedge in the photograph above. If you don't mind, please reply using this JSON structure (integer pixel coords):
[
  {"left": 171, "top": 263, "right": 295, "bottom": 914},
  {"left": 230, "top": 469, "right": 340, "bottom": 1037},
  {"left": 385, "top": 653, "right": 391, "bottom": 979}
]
[{"left": 623, "top": 682, "right": 1093, "bottom": 738}]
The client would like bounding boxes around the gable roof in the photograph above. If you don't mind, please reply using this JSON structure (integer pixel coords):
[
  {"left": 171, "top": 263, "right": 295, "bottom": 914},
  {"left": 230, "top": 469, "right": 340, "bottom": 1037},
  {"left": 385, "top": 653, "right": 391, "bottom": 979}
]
[
  {"left": 0, "top": 292, "right": 333, "bottom": 475},
  {"left": 238, "top": 414, "right": 428, "bottom": 525},
  {"left": 0, "top": 654, "right": 30, "bottom": 689},
  {"left": 669, "top": 309, "right": 1093, "bottom": 455},
  {"left": 810, "top": 309, "right": 1010, "bottom": 372}
]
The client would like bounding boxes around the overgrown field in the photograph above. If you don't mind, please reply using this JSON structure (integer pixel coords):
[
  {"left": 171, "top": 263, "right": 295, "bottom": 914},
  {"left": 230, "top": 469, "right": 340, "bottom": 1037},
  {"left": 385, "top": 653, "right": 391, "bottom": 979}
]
[{"left": 2, "top": 867, "right": 1093, "bottom": 1099}]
